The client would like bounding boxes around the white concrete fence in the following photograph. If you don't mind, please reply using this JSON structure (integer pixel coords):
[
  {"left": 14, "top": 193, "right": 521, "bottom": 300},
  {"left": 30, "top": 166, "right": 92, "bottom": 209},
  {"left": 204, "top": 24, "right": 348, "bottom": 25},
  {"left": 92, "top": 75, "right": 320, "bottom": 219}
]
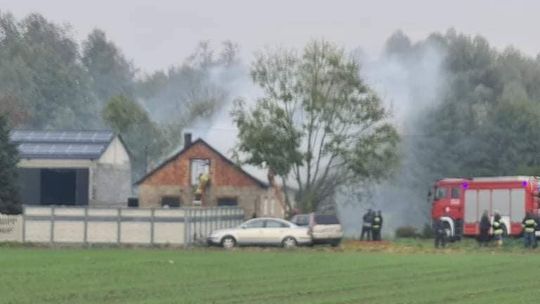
[{"left": 0, "top": 206, "right": 245, "bottom": 246}]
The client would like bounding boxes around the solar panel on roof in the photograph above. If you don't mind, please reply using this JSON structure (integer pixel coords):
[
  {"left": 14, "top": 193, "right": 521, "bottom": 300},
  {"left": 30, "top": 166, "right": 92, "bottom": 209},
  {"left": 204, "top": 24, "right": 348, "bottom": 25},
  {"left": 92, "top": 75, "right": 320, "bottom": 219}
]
[
  {"left": 11, "top": 130, "right": 113, "bottom": 144},
  {"left": 18, "top": 143, "right": 104, "bottom": 154},
  {"left": 13, "top": 130, "right": 112, "bottom": 159}
]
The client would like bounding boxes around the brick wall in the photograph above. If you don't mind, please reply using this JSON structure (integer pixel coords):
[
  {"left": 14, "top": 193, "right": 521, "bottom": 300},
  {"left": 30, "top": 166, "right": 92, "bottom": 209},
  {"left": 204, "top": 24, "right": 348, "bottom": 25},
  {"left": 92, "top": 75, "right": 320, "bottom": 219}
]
[
  {"left": 138, "top": 140, "right": 272, "bottom": 217},
  {"left": 142, "top": 141, "right": 262, "bottom": 187}
]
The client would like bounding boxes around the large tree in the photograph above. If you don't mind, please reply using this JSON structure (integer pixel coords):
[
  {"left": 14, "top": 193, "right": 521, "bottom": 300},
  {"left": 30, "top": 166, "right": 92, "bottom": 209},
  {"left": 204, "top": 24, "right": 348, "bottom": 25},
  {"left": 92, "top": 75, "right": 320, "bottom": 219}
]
[
  {"left": 232, "top": 40, "right": 399, "bottom": 212},
  {"left": 0, "top": 12, "right": 99, "bottom": 129},
  {"left": 102, "top": 95, "right": 168, "bottom": 179},
  {"left": 0, "top": 115, "right": 21, "bottom": 214},
  {"left": 82, "top": 29, "right": 136, "bottom": 105}
]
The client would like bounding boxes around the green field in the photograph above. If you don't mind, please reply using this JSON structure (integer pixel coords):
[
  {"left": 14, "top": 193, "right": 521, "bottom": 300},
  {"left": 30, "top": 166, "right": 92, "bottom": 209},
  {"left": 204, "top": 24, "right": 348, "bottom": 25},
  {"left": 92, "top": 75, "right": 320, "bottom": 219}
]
[{"left": 1, "top": 243, "right": 539, "bottom": 304}]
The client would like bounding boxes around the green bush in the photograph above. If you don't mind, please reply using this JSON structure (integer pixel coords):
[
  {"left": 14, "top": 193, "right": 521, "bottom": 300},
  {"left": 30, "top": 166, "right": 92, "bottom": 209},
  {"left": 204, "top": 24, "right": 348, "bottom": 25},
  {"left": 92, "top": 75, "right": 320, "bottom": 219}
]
[
  {"left": 395, "top": 226, "right": 418, "bottom": 238},
  {"left": 421, "top": 223, "right": 434, "bottom": 239}
]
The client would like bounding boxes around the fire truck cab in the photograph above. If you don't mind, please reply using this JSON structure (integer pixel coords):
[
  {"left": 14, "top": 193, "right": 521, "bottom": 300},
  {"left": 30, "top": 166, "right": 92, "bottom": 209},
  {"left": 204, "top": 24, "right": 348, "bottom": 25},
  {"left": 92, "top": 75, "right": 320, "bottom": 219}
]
[{"left": 431, "top": 176, "right": 540, "bottom": 240}]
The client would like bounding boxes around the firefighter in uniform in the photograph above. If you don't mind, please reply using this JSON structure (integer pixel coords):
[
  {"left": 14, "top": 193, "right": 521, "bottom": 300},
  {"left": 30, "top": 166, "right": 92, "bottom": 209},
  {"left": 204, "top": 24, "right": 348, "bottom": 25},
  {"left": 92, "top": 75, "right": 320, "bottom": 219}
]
[
  {"left": 433, "top": 217, "right": 447, "bottom": 248},
  {"left": 522, "top": 212, "right": 537, "bottom": 249},
  {"left": 194, "top": 172, "right": 210, "bottom": 205},
  {"left": 492, "top": 212, "right": 504, "bottom": 247},
  {"left": 360, "top": 209, "right": 373, "bottom": 241},
  {"left": 372, "top": 211, "right": 383, "bottom": 241},
  {"left": 478, "top": 210, "right": 491, "bottom": 247}
]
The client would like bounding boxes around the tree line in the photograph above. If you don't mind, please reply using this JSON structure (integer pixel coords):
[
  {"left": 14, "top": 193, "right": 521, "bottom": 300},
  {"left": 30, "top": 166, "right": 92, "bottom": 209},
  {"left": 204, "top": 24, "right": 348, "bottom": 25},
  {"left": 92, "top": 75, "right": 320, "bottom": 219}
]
[{"left": 386, "top": 30, "right": 540, "bottom": 182}]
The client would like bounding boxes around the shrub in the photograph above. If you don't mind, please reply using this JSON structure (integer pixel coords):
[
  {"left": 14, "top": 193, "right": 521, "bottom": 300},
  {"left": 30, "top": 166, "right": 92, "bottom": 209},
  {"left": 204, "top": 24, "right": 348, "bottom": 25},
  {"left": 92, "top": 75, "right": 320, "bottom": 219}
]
[
  {"left": 395, "top": 226, "right": 418, "bottom": 238},
  {"left": 421, "top": 223, "right": 435, "bottom": 239}
]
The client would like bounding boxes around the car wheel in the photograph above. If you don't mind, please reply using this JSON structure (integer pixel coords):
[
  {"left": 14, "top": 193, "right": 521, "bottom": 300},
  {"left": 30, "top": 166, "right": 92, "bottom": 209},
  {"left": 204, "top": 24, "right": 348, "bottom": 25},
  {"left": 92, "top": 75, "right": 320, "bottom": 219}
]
[
  {"left": 282, "top": 237, "right": 297, "bottom": 249},
  {"left": 221, "top": 236, "right": 236, "bottom": 249}
]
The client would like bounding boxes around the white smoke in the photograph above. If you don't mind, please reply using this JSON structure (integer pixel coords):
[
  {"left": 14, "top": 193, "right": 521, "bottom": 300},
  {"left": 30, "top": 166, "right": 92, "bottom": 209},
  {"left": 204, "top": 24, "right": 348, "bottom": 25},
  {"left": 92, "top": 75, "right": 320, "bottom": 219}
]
[
  {"left": 337, "top": 43, "right": 447, "bottom": 238},
  {"left": 186, "top": 63, "right": 268, "bottom": 180},
  {"left": 184, "top": 39, "right": 448, "bottom": 239}
]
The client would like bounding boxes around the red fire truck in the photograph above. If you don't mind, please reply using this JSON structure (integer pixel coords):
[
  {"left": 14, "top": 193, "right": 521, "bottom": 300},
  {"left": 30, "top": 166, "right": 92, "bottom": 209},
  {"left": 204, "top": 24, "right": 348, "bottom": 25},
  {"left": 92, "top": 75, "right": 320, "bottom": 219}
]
[{"left": 430, "top": 176, "right": 540, "bottom": 240}]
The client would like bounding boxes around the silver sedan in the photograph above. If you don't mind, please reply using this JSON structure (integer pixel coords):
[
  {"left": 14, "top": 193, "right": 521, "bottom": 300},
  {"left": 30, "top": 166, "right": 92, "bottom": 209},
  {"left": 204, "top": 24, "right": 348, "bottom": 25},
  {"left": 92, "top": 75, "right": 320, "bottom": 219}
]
[{"left": 207, "top": 217, "right": 312, "bottom": 249}]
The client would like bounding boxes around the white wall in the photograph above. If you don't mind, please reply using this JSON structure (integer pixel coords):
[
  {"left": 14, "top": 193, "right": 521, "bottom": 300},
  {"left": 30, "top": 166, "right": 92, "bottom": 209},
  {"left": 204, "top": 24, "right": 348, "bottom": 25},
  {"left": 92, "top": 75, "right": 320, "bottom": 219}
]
[
  {"left": 93, "top": 136, "right": 132, "bottom": 207},
  {"left": 0, "top": 214, "right": 23, "bottom": 242},
  {"left": 18, "top": 206, "right": 244, "bottom": 246},
  {"left": 98, "top": 136, "right": 130, "bottom": 166}
]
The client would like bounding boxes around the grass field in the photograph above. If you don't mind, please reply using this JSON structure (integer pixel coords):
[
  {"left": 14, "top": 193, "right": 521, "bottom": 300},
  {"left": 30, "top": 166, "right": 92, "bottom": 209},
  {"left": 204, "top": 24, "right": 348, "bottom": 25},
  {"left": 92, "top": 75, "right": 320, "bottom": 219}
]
[{"left": 1, "top": 241, "right": 539, "bottom": 304}]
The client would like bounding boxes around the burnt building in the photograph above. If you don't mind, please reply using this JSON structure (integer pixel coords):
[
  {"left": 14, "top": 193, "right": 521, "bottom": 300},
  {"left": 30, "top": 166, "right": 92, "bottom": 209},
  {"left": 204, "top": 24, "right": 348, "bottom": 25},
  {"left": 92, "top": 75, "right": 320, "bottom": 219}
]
[
  {"left": 11, "top": 130, "right": 132, "bottom": 207},
  {"left": 136, "top": 135, "right": 285, "bottom": 218}
]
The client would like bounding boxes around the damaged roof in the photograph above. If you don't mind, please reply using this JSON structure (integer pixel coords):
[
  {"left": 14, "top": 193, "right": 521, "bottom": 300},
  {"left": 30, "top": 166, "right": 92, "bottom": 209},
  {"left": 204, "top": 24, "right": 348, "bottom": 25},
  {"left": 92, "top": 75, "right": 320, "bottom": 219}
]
[
  {"left": 135, "top": 138, "right": 268, "bottom": 188},
  {"left": 10, "top": 130, "right": 115, "bottom": 160}
]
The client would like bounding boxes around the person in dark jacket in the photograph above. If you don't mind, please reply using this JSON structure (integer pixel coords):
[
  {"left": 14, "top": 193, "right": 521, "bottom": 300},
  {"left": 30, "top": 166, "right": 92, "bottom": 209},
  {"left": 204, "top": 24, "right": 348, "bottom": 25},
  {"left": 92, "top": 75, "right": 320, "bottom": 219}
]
[
  {"left": 372, "top": 211, "right": 383, "bottom": 241},
  {"left": 360, "top": 209, "right": 373, "bottom": 241},
  {"left": 433, "top": 217, "right": 447, "bottom": 248},
  {"left": 492, "top": 212, "right": 504, "bottom": 247},
  {"left": 478, "top": 210, "right": 491, "bottom": 247},
  {"left": 522, "top": 212, "right": 537, "bottom": 249}
]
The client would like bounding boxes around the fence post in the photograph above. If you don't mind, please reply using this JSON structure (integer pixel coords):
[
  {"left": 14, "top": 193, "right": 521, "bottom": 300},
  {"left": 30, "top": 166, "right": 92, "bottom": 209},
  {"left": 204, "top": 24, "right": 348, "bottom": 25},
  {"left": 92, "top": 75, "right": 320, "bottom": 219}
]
[
  {"left": 196, "top": 208, "right": 199, "bottom": 242},
  {"left": 50, "top": 206, "right": 55, "bottom": 244},
  {"left": 150, "top": 208, "right": 155, "bottom": 245},
  {"left": 214, "top": 208, "right": 217, "bottom": 231},
  {"left": 183, "top": 208, "right": 188, "bottom": 248},
  {"left": 204, "top": 209, "right": 208, "bottom": 239},
  {"left": 84, "top": 206, "right": 88, "bottom": 245},
  {"left": 117, "top": 208, "right": 121, "bottom": 244},
  {"left": 192, "top": 208, "right": 196, "bottom": 242},
  {"left": 22, "top": 205, "right": 26, "bottom": 243},
  {"left": 186, "top": 208, "right": 191, "bottom": 247}
]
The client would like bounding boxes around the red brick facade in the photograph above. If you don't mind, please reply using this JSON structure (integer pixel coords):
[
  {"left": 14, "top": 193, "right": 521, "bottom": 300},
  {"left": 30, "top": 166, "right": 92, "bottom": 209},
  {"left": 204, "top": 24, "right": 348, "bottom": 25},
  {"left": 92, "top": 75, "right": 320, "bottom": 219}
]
[
  {"left": 141, "top": 141, "right": 262, "bottom": 188},
  {"left": 136, "top": 140, "right": 278, "bottom": 217}
]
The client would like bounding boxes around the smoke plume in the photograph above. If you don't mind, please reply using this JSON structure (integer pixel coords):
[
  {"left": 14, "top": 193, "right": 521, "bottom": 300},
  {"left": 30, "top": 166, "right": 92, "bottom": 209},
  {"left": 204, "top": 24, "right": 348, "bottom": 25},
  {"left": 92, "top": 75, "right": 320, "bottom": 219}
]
[
  {"left": 177, "top": 37, "right": 449, "bottom": 238},
  {"left": 337, "top": 40, "right": 447, "bottom": 238}
]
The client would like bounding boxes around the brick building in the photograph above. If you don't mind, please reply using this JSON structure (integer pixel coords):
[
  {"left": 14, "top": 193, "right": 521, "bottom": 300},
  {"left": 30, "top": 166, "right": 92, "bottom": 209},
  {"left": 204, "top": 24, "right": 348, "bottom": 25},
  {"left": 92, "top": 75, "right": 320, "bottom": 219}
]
[{"left": 135, "top": 135, "right": 285, "bottom": 218}]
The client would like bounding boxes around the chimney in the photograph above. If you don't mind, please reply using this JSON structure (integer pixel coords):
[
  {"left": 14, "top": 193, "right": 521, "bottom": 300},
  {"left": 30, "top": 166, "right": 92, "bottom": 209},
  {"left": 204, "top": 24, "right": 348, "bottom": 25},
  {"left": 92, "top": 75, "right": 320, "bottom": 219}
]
[{"left": 184, "top": 133, "right": 192, "bottom": 149}]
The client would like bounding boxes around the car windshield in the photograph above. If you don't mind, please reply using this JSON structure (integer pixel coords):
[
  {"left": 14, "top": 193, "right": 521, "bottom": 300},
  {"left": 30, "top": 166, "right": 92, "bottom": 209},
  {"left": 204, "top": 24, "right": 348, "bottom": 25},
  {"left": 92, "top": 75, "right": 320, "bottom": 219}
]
[
  {"left": 314, "top": 215, "right": 340, "bottom": 225},
  {"left": 291, "top": 215, "right": 310, "bottom": 226},
  {"left": 434, "top": 187, "right": 447, "bottom": 200},
  {"left": 291, "top": 214, "right": 340, "bottom": 225}
]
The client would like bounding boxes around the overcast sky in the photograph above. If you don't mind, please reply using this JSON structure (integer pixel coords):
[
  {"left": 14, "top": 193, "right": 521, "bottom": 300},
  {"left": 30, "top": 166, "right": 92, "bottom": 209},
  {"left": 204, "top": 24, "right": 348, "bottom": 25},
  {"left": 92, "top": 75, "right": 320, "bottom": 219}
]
[{"left": 1, "top": 0, "right": 538, "bottom": 73}]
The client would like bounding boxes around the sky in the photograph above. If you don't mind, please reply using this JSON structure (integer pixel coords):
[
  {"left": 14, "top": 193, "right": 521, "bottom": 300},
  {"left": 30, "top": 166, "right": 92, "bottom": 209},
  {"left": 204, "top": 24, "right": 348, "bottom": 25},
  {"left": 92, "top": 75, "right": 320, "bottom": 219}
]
[{"left": 1, "top": 0, "right": 539, "bottom": 73}]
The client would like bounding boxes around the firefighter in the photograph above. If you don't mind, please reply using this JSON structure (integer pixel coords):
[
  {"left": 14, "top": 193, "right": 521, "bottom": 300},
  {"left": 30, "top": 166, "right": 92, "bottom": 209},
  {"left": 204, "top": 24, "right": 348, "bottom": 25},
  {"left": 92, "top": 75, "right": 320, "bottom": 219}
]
[
  {"left": 478, "top": 210, "right": 491, "bottom": 247},
  {"left": 194, "top": 172, "right": 210, "bottom": 205},
  {"left": 492, "top": 212, "right": 504, "bottom": 247},
  {"left": 360, "top": 209, "right": 373, "bottom": 241},
  {"left": 372, "top": 211, "right": 383, "bottom": 241},
  {"left": 522, "top": 212, "right": 537, "bottom": 249},
  {"left": 194, "top": 173, "right": 203, "bottom": 200},
  {"left": 433, "top": 217, "right": 447, "bottom": 248}
]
